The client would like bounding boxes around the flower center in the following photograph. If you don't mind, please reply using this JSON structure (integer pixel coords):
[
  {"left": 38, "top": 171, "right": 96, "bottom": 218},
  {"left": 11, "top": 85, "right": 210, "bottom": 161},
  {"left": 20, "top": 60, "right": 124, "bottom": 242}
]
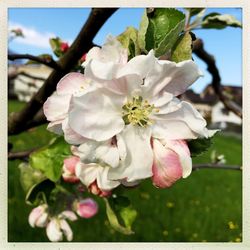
[{"left": 122, "top": 96, "right": 159, "bottom": 127}]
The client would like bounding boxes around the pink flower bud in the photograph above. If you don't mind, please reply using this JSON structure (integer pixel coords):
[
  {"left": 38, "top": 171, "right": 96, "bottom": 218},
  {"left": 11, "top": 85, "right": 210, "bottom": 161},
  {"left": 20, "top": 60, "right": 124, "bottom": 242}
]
[
  {"left": 62, "top": 156, "right": 80, "bottom": 183},
  {"left": 76, "top": 198, "right": 98, "bottom": 219},
  {"left": 89, "top": 181, "right": 112, "bottom": 197},
  {"left": 152, "top": 139, "right": 192, "bottom": 188},
  {"left": 80, "top": 53, "right": 86, "bottom": 62},
  {"left": 60, "top": 42, "right": 69, "bottom": 53},
  {"left": 28, "top": 204, "right": 48, "bottom": 228}
]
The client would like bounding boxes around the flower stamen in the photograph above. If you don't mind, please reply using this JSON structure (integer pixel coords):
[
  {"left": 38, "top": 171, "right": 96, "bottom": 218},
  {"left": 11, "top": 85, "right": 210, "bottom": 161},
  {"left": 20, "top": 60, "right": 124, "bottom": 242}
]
[{"left": 122, "top": 96, "right": 158, "bottom": 127}]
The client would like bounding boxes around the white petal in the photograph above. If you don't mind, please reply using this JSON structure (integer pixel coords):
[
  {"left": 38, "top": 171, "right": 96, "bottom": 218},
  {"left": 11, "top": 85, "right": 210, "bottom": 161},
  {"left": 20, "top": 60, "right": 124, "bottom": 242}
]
[
  {"left": 59, "top": 211, "right": 77, "bottom": 221},
  {"left": 76, "top": 163, "right": 119, "bottom": 190},
  {"left": 56, "top": 72, "right": 88, "bottom": 96},
  {"left": 43, "top": 92, "right": 71, "bottom": 121},
  {"left": 75, "top": 163, "right": 100, "bottom": 187},
  {"left": 152, "top": 101, "right": 207, "bottom": 140},
  {"left": 69, "top": 88, "right": 125, "bottom": 141},
  {"left": 60, "top": 219, "right": 73, "bottom": 241},
  {"left": 117, "top": 50, "right": 156, "bottom": 79},
  {"left": 96, "top": 166, "right": 120, "bottom": 190},
  {"left": 108, "top": 125, "right": 153, "bottom": 182},
  {"left": 85, "top": 60, "right": 118, "bottom": 80},
  {"left": 100, "top": 74, "right": 143, "bottom": 97},
  {"left": 47, "top": 120, "right": 64, "bottom": 135},
  {"left": 62, "top": 118, "right": 87, "bottom": 145},
  {"left": 46, "top": 219, "right": 63, "bottom": 242},
  {"left": 155, "top": 60, "right": 203, "bottom": 96},
  {"left": 95, "top": 141, "right": 120, "bottom": 168}
]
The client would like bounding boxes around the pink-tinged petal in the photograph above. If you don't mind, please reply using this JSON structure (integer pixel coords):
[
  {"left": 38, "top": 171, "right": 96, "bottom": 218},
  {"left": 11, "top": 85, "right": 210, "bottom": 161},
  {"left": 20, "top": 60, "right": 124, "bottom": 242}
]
[
  {"left": 28, "top": 206, "right": 44, "bottom": 228},
  {"left": 88, "top": 181, "right": 112, "bottom": 197},
  {"left": 43, "top": 92, "right": 71, "bottom": 121},
  {"left": 62, "top": 174, "right": 80, "bottom": 183},
  {"left": 56, "top": 72, "right": 88, "bottom": 96},
  {"left": 59, "top": 211, "right": 78, "bottom": 221},
  {"left": 59, "top": 219, "right": 73, "bottom": 241},
  {"left": 63, "top": 156, "right": 80, "bottom": 174},
  {"left": 164, "top": 140, "right": 192, "bottom": 178},
  {"left": 152, "top": 139, "right": 183, "bottom": 188},
  {"left": 46, "top": 219, "right": 63, "bottom": 242},
  {"left": 35, "top": 212, "right": 49, "bottom": 228},
  {"left": 69, "top": 88, "right": 125, "bottom": 141},
  {"left": 76, "top": 198, "right": 98, "bottom": 218}
]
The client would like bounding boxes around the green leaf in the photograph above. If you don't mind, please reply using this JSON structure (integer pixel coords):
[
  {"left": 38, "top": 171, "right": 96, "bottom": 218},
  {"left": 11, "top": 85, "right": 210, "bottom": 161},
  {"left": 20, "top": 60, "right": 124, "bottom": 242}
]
[
  {"left": 29, "top": 137, "right": 71, "bottom": 182},
  {"left": 188, "top": 138, "right": 212, "bottom": 157},
  {"left": 185, "top": 8, "right": 205, "bottom": 17},
  {"left": 120, "top": 206, "right": 137, "bottom": 230},
  {"left": 138, "top": 8, "right": 185, "bottom": 57},
  {"left": 202, "top": 13, "right": 242, "bottom": 29},
  {"left": 171, "top": 32, "right": 192, "bottom": 63},
  {"left": 26, "top": 54, "right": 53, "bottom": 65},
  {"left": 26, "top": 179, "right": 55, "bottom": 206},
  {"left": 19, "top": 163, "right": 46, "bottom": 193},
  {"left": 49, "top": 37, "right": 63, "bottom": 57},
  {"left": 117, "top": 27, "right": 141, "bottom": 59},
  {"left": 104, "top": 198, "right": 134, "bottom": 235}
]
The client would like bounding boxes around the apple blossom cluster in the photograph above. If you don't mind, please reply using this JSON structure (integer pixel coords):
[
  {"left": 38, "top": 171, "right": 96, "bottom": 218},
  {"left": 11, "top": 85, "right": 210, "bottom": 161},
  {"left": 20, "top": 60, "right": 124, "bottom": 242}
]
[
  {"left": 28, "top": 197, "right": 98, "bottom": 242},
  {"left": 43, "top": 36, "right": 215, "bottom": 197}
]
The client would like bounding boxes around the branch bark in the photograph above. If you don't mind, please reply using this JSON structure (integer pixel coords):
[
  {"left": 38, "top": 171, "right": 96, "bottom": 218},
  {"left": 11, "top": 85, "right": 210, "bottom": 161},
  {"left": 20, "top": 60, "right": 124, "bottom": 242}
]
[
  {"left": 8, "top": 54, "right": 61, "bottom": 71},
  {"left": 8, "top": 8, "right": 118, "bottom": 135},
  {"left": 193, "top": 39, "right": 242, "bottom": 119},
  {"left": 8, "top": 148, "right": 37, "bottom": 160}
]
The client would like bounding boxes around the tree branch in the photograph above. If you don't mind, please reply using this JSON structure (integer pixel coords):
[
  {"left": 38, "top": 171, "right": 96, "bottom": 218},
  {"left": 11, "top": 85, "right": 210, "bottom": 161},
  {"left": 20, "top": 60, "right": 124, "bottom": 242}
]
[
  {"left": 193, "top": 39, "right": 242, "bottom": 119},
  {"left": 8, "top": 8, "right": 118, "bottom": 135},
  {"left": 8, "top": 148, "right": 37, "bottom": 160},
  {"left": 8, "top": 54, "right": 61, "bottom": 71},
  {"left": 192, "top": 163, "right": 242, "bottom": 171}
]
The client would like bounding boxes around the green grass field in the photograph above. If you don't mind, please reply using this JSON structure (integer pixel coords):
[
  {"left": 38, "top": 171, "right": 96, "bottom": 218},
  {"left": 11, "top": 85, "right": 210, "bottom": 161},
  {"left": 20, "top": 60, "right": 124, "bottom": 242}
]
[{"left": 8, "top": 100, "right": 242, "bottom": 242}]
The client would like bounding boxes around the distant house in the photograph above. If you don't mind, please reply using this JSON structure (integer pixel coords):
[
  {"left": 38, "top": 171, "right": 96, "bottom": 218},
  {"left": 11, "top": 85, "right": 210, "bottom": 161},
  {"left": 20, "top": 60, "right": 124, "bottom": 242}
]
[
  {"left": 8, "top": 64, "right": 52, "bottom": 102},
  {"left": 181, "top": 85, "right": 242, "bottom": 129}
]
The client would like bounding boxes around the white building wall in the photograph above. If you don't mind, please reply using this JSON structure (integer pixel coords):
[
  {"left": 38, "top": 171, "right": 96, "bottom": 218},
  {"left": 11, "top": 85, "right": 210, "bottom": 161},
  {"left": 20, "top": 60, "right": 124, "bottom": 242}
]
[{"left": 212, "top": 102, "right": 242, "bottom": 125}]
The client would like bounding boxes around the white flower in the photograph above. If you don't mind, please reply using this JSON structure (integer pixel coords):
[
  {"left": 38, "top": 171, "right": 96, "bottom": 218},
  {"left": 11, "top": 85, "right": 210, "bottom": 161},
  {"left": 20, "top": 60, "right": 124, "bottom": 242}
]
[
  {"left": 46, "top": 211, "right": 77, "bottom": 242},
  {"left": 68, "top": 50, "right": 213, "bottom": 182},
  {"left": 28, "top": 204, "right": 49, "bottom": 228}
]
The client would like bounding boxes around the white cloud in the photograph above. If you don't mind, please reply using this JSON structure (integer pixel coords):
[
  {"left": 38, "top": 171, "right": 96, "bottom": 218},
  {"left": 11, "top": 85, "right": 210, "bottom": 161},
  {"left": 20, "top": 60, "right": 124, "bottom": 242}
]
[{"left": 9, "top": 22, "right": 56, "bottom": 49}]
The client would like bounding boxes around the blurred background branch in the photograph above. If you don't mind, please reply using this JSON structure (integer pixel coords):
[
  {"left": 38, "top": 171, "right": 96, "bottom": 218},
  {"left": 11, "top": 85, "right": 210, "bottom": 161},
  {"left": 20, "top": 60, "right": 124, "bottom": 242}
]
[{"left": 193, "top": 38, "right": 242, "bottom": 119}]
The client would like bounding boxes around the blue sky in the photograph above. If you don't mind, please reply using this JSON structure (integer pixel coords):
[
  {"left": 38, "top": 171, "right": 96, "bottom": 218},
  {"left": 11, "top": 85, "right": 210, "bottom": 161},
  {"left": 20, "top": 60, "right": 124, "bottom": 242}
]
[{"left": 8, "top": 8, "right": 242, "bottom": 93}]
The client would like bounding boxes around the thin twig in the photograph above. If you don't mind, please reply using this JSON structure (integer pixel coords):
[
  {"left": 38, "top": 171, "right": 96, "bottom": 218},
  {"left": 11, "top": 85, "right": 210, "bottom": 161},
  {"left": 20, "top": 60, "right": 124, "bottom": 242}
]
[
  {"left": 19, "top": 71, "right": 46, "bottom": 81},
  {"left": 8, "top": 148, "right": 37, "bottom": 160},
  {"left": 8, "top": 54, "right": 61, "bottom": 71},
  {"left": 192, "top": 163, "right": 242, "bottom": 171},
  {"left": 193, "top": 39, "right": 242, "bottom": 118},
  {"left": 8, "top": 8, "right": 118, "bottom": 135}
]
